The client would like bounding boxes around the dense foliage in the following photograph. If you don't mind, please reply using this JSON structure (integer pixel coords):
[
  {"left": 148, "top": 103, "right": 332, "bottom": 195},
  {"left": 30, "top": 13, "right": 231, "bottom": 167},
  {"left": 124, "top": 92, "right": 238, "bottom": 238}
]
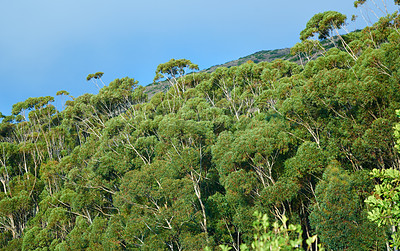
[{"left": 1, "top": 2, "right": 400, "bottom": 250}]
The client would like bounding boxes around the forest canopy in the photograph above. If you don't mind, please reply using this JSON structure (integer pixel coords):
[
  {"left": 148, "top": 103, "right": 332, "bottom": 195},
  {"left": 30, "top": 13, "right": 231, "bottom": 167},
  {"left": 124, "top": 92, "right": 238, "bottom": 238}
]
[{"left": 1, "top": 1, "right": 400, "bottom": 250}]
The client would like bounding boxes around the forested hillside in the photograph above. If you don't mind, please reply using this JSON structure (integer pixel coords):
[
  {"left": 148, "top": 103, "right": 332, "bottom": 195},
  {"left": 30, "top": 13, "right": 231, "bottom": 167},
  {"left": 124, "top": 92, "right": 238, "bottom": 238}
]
[
  {"left": 144, "top": 48, "right": 296, "bottom": 98},
  {"left": 1, "top": 1, "right": 400, "bottom": 250}
]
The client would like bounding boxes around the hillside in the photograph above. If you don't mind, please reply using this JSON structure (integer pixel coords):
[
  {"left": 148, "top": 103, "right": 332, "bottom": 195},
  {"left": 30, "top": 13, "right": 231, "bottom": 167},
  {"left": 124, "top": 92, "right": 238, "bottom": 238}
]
[
  {"left": 144, "top": 47, "right": 296, "bottom": 97},
  {"left": 144, "top": 38, "right": 340, "bottom": 98},
  {"left": 203, "top": 48, "right": 297, "bottom": 72},
  {"left": 1, "top": 7, "right": 400, "bottom": 250}
]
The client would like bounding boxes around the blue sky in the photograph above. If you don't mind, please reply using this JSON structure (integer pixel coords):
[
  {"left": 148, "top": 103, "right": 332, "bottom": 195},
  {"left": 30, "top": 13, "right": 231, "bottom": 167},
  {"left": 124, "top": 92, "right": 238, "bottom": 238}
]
[{"left": 0, "top": 0, "right": 398, "bottom": 115}]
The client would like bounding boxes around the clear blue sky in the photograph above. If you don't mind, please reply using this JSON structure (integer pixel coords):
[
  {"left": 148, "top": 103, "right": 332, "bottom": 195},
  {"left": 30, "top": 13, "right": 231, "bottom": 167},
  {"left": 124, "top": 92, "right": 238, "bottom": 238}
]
[{"left": 0, "top": 0, "right": 397, "bottom": 115}]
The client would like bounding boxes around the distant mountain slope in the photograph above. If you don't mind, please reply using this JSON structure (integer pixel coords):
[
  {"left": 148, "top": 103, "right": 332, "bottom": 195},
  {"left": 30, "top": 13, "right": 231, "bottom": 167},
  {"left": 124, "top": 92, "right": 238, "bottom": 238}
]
[
  {"left": 144, "top": 47, "right": 297, "bottom": 97},
  {"left": 203, "top": 47, "right": 298, "bottom": 73}
]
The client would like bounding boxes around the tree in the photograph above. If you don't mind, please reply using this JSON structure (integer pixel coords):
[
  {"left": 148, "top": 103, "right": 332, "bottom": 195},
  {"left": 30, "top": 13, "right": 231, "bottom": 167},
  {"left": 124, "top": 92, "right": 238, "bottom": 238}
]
[
  {"left": 154, "top": 58, "right": 199, "bottom": 95},
  {"left": 298, "top": 11, "right": 361, "bottom": 60},
  {"left": 291, "top": 39, "right": 325, "bottom": 66},
  {"left": 365, "top": 168, "right": 400, "bottom": 249},
  {"left": 311, "top": 161, "right": 385, "bottom": 250},
  {"left": 300, "top": 11, "right": 347, "bottom": 41},
  {"left": 86, "top": 72, "right": 105, "bottom": 89},
  {"left": 364, "top": 112, "right": 400, "bottom": 249}
]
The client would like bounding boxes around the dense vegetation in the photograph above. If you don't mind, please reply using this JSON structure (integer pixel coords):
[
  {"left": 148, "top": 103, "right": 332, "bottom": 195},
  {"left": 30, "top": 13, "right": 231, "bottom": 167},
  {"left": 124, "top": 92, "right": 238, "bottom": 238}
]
[{"left": 1, "top": 1, "right": 400, "bottom": 250}]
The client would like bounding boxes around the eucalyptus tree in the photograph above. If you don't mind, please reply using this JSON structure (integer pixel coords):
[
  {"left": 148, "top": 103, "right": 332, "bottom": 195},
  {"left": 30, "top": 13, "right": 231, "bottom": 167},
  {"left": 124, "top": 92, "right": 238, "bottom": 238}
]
[
  {"left": 300, "top": 11, "right": 360, "bottom": 61},
  {"left": 86, "top": 72, "right": 105, "bottom": 89},
  {"left": 154, "top": 58, "right": 199, "bottom": 96},
  {"left": 300, "top": 11, "right": 347, "bottom": 41},
  {"left": 291, "top": 39, "right": 325, "bottom": 66},
  {"left": 311, "top": 162, "right": 385, "bottom": 250}
]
